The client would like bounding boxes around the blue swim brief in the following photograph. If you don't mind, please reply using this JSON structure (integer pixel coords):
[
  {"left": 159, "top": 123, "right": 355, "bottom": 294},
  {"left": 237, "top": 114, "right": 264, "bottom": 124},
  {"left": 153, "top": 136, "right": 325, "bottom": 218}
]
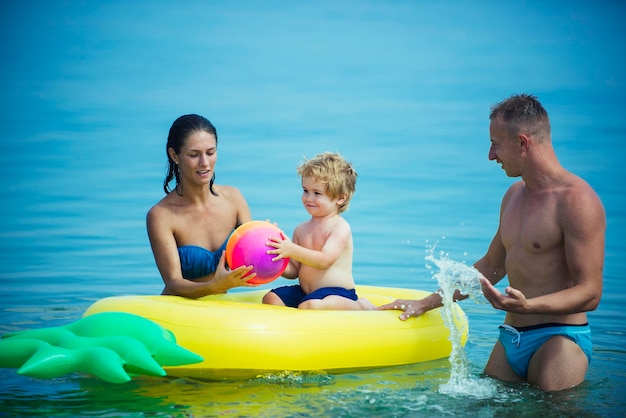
[
  {"left": 498, "top": 322, "right": 593, "bottom": 379},
  {"left": 269, "top": 285, "right": 358, "bottom": 308}
]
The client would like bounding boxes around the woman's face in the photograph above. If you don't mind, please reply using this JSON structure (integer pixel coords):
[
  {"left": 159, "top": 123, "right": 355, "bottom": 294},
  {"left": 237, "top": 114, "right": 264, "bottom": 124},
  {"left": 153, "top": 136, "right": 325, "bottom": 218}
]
[{"left": 173, "top": 130, "right": 218, "bottom": 187}]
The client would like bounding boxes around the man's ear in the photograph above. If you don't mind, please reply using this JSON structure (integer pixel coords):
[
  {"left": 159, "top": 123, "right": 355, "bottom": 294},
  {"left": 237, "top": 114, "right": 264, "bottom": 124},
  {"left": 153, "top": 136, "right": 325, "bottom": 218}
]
[{"left": 518, "top": 133, "right": 530, "bottom": 151}]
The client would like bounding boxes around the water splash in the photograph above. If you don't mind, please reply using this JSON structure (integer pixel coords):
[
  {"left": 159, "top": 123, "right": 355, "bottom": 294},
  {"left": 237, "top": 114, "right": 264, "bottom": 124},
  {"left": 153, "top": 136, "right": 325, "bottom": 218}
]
[{"left": 425, "top": 246, "right": 497, "bottom": 398}]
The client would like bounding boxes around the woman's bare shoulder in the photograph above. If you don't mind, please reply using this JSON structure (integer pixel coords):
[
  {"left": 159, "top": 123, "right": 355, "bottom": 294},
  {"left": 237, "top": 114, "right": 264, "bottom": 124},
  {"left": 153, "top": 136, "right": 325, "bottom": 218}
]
[
  {"left": 147, "top": 193, "right": 178, "bottom": 222},
  {"left": 215, "top": 184, "right": 243, "bottom": 196},
  {"left": 215, "top": 185, "right": 248, "bottom": 208}
]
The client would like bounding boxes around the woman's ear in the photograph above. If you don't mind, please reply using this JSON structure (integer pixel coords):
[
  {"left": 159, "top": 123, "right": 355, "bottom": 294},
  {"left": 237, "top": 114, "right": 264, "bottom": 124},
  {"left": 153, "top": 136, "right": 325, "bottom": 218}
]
[{"left": 167, "top": 147, "right": 179, "bottom": 165}]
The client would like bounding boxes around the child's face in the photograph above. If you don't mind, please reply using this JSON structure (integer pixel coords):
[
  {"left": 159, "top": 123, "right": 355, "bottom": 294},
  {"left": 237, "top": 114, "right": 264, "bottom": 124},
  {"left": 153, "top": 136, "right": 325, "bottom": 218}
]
[{"left": 301, "top": 176, "right": 343, "bottom": 217}]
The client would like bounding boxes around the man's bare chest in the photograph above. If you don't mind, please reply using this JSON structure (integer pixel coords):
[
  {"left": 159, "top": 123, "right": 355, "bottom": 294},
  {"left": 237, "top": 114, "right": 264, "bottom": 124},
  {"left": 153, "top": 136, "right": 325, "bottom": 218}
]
[{"left": 500, "top": 195, "right": 563, "bottom": 253}]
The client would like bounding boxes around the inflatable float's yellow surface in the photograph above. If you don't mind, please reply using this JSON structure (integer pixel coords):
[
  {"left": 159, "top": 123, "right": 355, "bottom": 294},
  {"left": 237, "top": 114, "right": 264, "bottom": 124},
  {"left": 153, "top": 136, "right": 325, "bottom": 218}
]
[{"left": 84, "top": 285, "right": 468, "bottom": 380}]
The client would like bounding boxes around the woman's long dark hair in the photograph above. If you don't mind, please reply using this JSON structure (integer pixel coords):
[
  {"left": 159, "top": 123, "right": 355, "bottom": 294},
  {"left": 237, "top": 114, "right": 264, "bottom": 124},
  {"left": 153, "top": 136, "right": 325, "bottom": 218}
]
[{"left": 163, "top": 114, "right": 218, "bottom": 196}]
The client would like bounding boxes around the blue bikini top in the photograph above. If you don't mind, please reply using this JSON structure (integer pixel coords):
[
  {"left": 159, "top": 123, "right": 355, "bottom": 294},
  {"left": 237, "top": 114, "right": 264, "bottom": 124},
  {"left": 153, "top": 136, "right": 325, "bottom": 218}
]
[{"left": 177, "top": 238, "right": 229, "bottom": 280}]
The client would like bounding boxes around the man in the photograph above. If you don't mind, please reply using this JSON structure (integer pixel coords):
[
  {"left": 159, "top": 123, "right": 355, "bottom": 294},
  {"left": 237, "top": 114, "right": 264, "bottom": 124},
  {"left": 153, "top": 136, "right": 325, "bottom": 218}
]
[{"left": 379, "top": 94, "right": 605, "bottom": 392}]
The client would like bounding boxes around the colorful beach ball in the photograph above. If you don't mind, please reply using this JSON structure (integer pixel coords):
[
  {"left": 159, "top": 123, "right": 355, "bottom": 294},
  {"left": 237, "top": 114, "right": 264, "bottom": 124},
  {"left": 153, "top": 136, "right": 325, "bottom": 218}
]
[{"left": 225, "top": 220, "right": 289, "bottom": 284}]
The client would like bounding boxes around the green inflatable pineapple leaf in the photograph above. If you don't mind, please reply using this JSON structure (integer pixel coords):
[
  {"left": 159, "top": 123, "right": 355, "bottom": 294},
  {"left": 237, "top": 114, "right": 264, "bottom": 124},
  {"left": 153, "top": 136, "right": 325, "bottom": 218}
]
[{"left": 0, "top": 312, "right": 202, "bottom": 383}]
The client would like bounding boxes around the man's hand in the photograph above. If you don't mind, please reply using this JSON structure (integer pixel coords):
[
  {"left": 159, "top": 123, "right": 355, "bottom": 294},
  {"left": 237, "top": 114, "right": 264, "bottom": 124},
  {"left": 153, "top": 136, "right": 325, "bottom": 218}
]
[{"left": 480, "top": 277, "right": 528, "bottom": 313}]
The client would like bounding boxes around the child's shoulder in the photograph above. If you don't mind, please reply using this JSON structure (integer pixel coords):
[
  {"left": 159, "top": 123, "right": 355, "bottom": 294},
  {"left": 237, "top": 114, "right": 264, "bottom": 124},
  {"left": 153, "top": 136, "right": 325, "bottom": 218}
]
[
  {"left": 333, "top": 215, "right": 351, "bottom": 232},
  {"left": 322, "top": 214, "right": 351, "bottom": 233}
]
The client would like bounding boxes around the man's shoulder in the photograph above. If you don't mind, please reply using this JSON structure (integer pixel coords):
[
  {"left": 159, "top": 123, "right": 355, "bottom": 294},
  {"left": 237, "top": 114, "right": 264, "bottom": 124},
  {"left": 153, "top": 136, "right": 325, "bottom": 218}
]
[
  {"left": 508, "top": 180, "right": 525, "bottom": 192},
  {"left": 561, "top": 172, "right": 602, "bottom": 204},
  {"left": 558, "top": 173, "right": 606, "bottom": 226},
  {"left": 501, "top": 180, "right": 525, "bottom": 203}
]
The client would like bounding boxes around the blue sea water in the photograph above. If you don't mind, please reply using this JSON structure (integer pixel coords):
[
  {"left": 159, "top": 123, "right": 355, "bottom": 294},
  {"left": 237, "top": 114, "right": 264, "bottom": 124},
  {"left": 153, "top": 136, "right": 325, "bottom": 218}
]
[{"left": 1, "top": 0, "right": 625, "bottom": 416}]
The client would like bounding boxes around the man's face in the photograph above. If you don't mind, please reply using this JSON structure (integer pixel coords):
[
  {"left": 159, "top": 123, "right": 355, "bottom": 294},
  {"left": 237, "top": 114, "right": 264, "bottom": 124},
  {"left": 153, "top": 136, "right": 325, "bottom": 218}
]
[{"left": 489, "top": 118, "right": 521, "bottom": 177}]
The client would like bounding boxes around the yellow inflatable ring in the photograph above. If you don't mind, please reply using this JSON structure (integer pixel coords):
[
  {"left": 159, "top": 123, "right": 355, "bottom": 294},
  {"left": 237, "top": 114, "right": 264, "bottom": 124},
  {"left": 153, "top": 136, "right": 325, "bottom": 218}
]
[{"left": 84, "top": 285, "right": 468, "bottom": 380}]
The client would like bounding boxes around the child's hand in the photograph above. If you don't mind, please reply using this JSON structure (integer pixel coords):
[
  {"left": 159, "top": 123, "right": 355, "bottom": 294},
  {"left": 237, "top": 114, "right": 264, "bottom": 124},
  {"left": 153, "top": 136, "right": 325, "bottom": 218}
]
[{"left": 266, "top": 232, "right": 292, "bottom": 261}]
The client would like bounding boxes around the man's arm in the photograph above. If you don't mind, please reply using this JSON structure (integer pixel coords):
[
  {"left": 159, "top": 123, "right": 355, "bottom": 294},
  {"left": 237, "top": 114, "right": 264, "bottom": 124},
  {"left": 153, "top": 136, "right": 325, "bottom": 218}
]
[{"left": 474, "top": 225, "right": 507, "bottom": 285}]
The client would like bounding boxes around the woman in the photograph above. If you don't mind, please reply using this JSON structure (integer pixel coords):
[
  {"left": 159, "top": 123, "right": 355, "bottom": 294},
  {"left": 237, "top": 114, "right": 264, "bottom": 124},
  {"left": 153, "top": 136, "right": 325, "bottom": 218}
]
[{"left": 147, "top": 114, "right": 256, "bottom": 297}]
